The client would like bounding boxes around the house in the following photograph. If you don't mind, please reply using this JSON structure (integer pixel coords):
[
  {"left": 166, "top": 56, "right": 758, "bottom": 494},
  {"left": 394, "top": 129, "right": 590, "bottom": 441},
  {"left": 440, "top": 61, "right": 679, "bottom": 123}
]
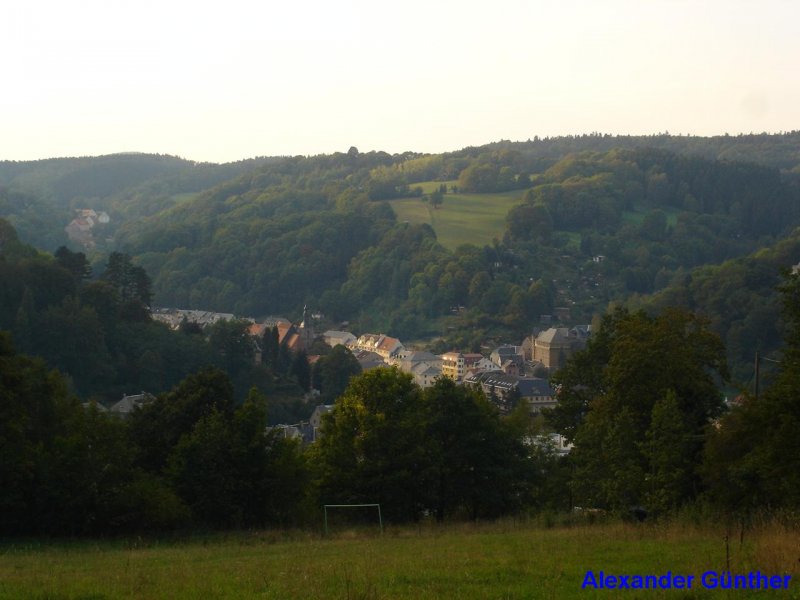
[
  {"left": 490, "top": 345, "right": 524, "bottom": 370},
  {"left": 463, "top": 353, "right": 485, "bottom": 369},
  {"left": 323, "top": 330, "right": 356, "bottom": 348},
  {"left": 463, "top": 370, "right": 518, "bottom": 411},
  {"left": 262, "top": 316, "right": 293, "bottom": 328},
  {"left": 570, "top": 324, "right": 591, "bottom": 340},
  {"left": 464, "top": 356, "right": 497, "bottom": 377},
  {"left": 268, "top": 404, "right": 334, "bottom": 445},
  {"left": 108, "top": 391, "right": 155, "bottom": 418},
  {"left": 463, "top": 371, "right": 556, "bottom": 414},
  {"left": 473, "top": 371, "right": 518, "bottom": 394},
  {"left": 516, "top": 378, "right": 558, "bottom": 413},
  {"left": 269, "top": 424, "right": 304, "bottom": 441},
  {"left": 440, "top": 351, "right": 465, "bottom": 381},
  {"left": 248, "top": 322, "right": 271, "bottom": 338},
  {"left": 309, "top": 404, "right": 334, "bottom": 442},
  {"left": 411, "top": 362, "right": 441, "bottom": 388},
  {"left": 64, "top": 209, "right": 110, "bottom": 247},
  {"left": 528, "top": 433, "right": 573, "bottom": 456},
  {"left": 500, "top": 359, "right": 520, "bottom": 376},
  {"left": 375, "top": 335, "right": 403, "bottom": 359},
  {"left": 64, "top": 218, "right": 94, "bottom": 245},
  {"left": 246, "top": 317, "right": 287, "bottom": 341},
  {"left": 396, "top": 350, "right": 442, "bottom": 371},
  {"left": 350, "top": 333, "right": 404, "bottom": 360},
  {"left": 152, "top": 308, "right": 236, "bottom": 330},
  {"left": 354, "top": 350, "right": 387, "bottom": 371},
  {"left": 389, "top": 350, "right": 442, "bottom": 388}
]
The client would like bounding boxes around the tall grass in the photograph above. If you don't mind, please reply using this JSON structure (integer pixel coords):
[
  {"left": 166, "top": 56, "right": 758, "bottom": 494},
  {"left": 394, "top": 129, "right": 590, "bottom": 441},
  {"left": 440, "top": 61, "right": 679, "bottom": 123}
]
[{"left": 1, "top": 518, "right": 797, "bottom": 599}]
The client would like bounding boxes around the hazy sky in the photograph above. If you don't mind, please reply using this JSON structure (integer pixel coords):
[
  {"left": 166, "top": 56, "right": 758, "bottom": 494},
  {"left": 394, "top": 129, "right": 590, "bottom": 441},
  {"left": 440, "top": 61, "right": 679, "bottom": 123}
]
[{"left": 3, "top": 0, "right": 798, "bottom": 163}]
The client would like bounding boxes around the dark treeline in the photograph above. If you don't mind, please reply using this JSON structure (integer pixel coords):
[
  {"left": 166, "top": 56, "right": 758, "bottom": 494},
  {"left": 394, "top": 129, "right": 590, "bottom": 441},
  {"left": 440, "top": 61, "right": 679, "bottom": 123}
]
[
  {"left": 2, "top": 190, "right": 800, "bottom": 531},
  {"left": 547, "top": 270, "right": 800, "bottom": 519},
  {"left": 0, "top": 220, "right": 316, "bottom": 423},
  {"left": 4, "top": 272, "right": 800, "bottom": 535},
  {"left": 640, "top": 232, "right": 800, "bottom": 383},
  {"left": 0, "top": 344, "right": 307, "bottom": 535}
]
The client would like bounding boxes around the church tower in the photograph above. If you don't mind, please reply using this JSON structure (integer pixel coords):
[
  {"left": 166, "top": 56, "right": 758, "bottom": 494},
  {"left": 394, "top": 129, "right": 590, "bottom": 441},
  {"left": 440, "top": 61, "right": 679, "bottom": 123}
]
[{"left": 299, "top": 304, "right": 314, "bottom": 349}]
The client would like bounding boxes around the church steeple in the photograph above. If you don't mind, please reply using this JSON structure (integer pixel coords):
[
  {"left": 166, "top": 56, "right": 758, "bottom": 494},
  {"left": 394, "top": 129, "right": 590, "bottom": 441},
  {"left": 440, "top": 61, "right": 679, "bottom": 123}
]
[{"left": 299, "top": 304, "right": 314, "bottom": 349}]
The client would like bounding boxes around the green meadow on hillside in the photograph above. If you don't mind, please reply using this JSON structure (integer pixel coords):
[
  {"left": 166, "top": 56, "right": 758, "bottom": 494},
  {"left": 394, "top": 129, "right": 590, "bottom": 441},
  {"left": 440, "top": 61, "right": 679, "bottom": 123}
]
[
  {"left": 1, "top": 521, "right": 797, "bottom": 599},
  {"left": 390, "top": 187, "right": 525, "bottom": 250},
  {"left": 392, "top": 184, "right": 685, "bottom": 253},
  {"left": 622, "top": 205, "right": 681, "bottom": 227}
]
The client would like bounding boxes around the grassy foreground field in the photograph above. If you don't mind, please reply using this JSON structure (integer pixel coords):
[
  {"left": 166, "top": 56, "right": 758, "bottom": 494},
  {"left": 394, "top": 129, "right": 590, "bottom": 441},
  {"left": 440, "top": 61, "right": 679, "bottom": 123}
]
[{"left": 1, "top": 520, "right": 798, "bottom": 599}]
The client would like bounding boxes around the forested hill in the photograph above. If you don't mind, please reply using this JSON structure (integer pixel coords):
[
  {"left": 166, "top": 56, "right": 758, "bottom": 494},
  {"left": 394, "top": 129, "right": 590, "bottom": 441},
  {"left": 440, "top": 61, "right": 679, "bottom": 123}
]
[
  {"left": 0, "top": 153, "right": 280, "bottom": 202},
  {"left": 2, "top": 134, "right": 800, "bottom": 383},
  {"left": 473, "top": 131, "right": 800, "bottom": 174},
  {"left": 0, "top": 153, "right": 276, "bottom": 250},
  {"left": 637, "top": 230, "right": 800, "bottom": 383}
]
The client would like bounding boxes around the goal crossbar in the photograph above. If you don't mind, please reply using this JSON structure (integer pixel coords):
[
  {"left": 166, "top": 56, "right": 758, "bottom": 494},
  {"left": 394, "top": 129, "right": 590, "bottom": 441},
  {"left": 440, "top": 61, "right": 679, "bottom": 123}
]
[{"left": 323, "top": 503, "right": 383, "bottom": 535}]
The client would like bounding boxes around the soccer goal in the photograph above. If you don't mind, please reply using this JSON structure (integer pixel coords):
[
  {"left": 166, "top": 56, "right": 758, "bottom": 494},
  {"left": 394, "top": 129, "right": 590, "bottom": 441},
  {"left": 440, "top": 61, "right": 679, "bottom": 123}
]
[{"left": 323, "top": 503, "right": 383, "bottom": 536}]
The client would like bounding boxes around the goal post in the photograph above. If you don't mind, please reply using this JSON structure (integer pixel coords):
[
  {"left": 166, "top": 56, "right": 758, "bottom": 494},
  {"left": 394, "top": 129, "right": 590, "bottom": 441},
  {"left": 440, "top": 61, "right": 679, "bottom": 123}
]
[{"left": 323, "top": 503, "right": 383, "bottom": 536}]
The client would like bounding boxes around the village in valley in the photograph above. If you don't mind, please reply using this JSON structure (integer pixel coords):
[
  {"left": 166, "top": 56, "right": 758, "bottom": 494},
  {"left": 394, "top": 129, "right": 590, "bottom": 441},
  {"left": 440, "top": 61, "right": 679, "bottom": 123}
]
[{"left": 138, "top": 304, "right": 586, "bottom": 453}]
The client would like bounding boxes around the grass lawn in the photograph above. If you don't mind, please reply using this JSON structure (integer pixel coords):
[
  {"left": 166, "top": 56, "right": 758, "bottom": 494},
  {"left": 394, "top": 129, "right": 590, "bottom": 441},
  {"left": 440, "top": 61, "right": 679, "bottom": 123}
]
[
  {"left": 391, "top": 189, "right": 525, "bottom": 250},
  {"left": 409, "top": 180, "right": 457, "bottom": 195},
  {"left": 1, "top": 520, "right": 797, "bottom": 599},
  {"left": 392, "top": 188, "right": 688, "bottom": 253},
  {"left": 622, "top": 205, "right": 681, "bottom": 227}
]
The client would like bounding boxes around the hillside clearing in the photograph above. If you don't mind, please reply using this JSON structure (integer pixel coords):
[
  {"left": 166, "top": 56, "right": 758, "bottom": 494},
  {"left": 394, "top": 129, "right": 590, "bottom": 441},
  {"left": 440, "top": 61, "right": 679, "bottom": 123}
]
[{"left": 390, "top": 189, "right": 524, "bottom": 250}]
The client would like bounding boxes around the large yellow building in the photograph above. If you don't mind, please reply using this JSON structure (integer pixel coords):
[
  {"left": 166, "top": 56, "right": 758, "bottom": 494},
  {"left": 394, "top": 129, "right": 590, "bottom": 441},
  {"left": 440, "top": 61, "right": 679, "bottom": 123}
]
[{"left": 440, "top": 351, "right": 465, "bottom": 381}]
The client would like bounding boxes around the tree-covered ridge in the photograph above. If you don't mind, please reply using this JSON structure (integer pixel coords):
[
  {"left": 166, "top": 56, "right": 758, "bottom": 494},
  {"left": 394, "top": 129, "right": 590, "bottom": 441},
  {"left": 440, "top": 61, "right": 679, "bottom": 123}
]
[
  {"left": 465, "top": 131, "right": 800, "bottom": 174},
  {"left": 2, "top": 137, "right": 799, "bottom": 379},
  {"left": 383, "top": 147, "right": 799, "bottom": 352},
  {"left": 3, "top": 132, "right": 799, "bottom": 252},
  {"left": 0, "top": 221, "right": 314, "bottom": 417},
  {"left": 112, "top": 145, "right": 796, "bottom": 324},
  {"left": 637, "top": 230, "right": 800, "bottom": 383},
  {"left": 508, "top": 148, "right": 794, "bottom": 236},
  {"left": 542, "top": 270, "right": 800, "bottom": 520},
  {"left": 0, "top": 153, "right": 279, "bottom": 251}
]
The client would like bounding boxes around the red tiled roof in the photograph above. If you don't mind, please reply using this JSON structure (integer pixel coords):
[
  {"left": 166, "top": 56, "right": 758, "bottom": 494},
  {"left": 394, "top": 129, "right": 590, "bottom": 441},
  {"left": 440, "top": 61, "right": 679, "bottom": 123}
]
[
  {"left": 376, "top": 336, "right": 401, "bottom": 352},
  {"left": 249, "top": 323, "right": 269, "bottom": 337}
]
